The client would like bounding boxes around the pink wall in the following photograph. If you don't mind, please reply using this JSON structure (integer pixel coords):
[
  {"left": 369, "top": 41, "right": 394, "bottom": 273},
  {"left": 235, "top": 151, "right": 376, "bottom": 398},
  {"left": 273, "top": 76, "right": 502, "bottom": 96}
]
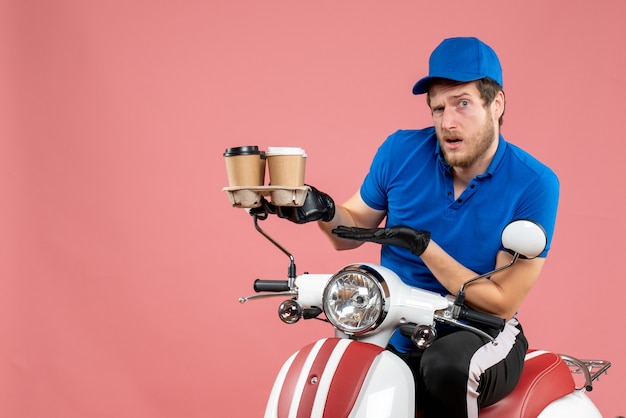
[{"left": 2, "top": 1, "right": 624, "bottom": 416}]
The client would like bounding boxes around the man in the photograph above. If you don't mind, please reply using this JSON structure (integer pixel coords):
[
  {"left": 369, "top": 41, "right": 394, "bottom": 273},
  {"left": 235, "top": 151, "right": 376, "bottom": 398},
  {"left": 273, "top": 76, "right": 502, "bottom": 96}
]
[{"left": 256, "top": 37, "right": 559, "bottom": 417}]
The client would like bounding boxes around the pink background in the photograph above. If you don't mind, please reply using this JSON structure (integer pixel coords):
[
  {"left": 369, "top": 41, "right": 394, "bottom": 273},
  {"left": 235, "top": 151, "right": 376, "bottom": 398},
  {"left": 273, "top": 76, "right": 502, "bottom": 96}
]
[{"left": 2, "top": 1, "right": 624, "bottom": 416}]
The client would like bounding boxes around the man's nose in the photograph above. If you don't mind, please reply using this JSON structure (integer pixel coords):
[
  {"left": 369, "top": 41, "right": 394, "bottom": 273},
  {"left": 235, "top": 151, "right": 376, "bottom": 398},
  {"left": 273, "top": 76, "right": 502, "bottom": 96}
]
[{"left": 441, "top": 108, "right": 456, "bottom": 130}]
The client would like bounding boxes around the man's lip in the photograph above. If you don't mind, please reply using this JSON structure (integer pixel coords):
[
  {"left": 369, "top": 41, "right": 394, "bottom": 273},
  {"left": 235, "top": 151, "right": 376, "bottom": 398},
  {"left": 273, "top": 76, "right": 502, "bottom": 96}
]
[{"left": 444, "top": 138, "right": 463, "bottom": 150}]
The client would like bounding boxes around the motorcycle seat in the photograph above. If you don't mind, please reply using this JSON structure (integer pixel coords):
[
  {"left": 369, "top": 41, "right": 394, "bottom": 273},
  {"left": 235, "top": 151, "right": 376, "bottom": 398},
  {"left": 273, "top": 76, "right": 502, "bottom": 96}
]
[{"left": 480, "top": 349, "right": 576, "bottom": 418}]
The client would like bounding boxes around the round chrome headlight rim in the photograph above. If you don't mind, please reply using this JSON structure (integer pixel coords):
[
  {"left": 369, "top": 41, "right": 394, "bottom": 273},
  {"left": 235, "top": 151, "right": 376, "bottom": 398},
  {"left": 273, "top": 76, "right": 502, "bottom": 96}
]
[{"left": 322, "top": 264, "right": 389, "bottom": 335}]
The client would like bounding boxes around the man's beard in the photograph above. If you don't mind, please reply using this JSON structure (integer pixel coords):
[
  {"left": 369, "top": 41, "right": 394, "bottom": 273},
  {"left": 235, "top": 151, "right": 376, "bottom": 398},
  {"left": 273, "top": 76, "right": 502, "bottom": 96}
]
[{"left": 437, "top": 116, "right": 496, "bottom": 168}]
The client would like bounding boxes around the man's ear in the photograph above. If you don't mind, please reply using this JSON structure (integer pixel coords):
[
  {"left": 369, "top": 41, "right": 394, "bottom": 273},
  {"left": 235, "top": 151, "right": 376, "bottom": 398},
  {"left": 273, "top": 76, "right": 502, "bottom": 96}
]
[{"left": 492, "top": 90, "right": 505, "bottom": 120}]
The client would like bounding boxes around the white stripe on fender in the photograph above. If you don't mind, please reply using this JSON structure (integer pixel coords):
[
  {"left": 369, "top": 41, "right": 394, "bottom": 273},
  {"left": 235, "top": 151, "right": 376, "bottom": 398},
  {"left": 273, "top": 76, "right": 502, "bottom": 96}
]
[
  {"left": 288, "top": 338, "right": 329, "bottom": 418},
  {"left": 309, "top": 339, "right": 352, "bottom": 417}
]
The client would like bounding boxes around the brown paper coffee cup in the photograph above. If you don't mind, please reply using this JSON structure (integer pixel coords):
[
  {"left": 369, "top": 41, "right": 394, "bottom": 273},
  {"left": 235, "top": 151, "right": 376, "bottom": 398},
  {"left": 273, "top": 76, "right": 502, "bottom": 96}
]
[
  {"left": 224, "top": 146, "right": 266, "bottom": 186},
  {"left": 266, "top": 147, "right": 307, "bottom": 187}
]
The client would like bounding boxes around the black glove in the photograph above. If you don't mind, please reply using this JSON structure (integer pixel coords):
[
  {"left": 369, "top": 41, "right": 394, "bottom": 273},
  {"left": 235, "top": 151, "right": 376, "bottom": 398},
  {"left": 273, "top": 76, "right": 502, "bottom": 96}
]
[
  {"left": 332, "top": 225, "right": 431, "bottom": 256},
  {"left": 249, "top": 185, "right": 335, "bottom": 224},
  {"left": 248, "top": 196, "right": 277, "bottom": 220}
]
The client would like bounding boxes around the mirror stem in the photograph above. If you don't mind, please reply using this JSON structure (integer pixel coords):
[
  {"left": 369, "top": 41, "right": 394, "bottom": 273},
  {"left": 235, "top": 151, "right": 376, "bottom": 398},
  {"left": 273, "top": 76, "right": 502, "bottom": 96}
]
[
  {"left": 455, "top": 252, "right": 520, "bottom": 305},
  {"left": 253, "top": 214, "right": 297, "bottom": 285}
]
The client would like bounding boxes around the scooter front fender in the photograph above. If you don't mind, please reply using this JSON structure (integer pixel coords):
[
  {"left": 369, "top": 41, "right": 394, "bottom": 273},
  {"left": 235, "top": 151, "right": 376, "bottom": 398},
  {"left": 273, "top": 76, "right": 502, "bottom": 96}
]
[{"left": 265, "top": 338, "right": 414, "bottom": 418}]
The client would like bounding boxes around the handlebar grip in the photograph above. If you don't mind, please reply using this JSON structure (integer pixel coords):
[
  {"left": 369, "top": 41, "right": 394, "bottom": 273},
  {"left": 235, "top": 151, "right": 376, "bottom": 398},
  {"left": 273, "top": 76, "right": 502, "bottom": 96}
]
[
  {"left": 253, "top": 279, "right": 290, "bottom": 292},
  {"left": 458, "top": 307, "right": 506, "bottom": 331}
]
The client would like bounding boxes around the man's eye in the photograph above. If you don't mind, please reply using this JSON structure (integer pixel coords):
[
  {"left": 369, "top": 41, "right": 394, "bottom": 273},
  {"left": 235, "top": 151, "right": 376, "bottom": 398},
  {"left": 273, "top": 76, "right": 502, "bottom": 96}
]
[{"left": 459, "top": 100, "right": 469, "bottom": 107}]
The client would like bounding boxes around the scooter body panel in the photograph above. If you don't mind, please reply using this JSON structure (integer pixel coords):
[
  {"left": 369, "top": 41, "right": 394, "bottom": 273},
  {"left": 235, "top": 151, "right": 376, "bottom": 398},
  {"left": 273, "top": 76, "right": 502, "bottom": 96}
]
[
  {"left": 347, "top": 349, "right": 414, "bottom": 418},
  {"left": 537, "top": 391, "right": 602, "bottom": 418}
]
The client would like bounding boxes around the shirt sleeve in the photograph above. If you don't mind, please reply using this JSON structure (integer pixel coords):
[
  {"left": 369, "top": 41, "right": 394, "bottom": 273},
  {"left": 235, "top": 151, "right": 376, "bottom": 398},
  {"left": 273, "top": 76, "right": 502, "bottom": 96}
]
[
  {"left": 510, "top": 170, "right": 560, "bottom": 257},
  {"left": 359, "top": 132, "right": 397, "bottom": 211}
]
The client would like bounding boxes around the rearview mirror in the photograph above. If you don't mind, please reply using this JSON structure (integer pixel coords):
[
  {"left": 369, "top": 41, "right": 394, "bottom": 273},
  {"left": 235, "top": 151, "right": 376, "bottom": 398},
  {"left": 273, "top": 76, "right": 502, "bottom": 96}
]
[{"left": 501, "top": 219, "right": 547, "bottom": 260}]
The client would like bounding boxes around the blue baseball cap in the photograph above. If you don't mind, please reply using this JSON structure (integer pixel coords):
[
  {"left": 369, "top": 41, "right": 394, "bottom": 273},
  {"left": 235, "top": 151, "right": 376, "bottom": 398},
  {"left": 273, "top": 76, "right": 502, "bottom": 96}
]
[{"left": 412, "top": 37, "right": 502, "bottom": 95}]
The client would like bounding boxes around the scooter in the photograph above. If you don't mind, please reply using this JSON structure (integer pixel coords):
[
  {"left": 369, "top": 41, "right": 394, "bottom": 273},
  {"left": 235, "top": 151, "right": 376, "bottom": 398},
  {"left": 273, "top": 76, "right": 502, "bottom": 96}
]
[{"left": 235, "top": 211, "right": 611, "bottom": 417}]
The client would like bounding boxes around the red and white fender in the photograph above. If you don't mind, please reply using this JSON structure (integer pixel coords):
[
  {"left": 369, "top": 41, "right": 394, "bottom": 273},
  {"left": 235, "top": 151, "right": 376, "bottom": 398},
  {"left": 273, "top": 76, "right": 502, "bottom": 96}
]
[{"left": 265, "top": 338, "right": 415, "bottom": 418}]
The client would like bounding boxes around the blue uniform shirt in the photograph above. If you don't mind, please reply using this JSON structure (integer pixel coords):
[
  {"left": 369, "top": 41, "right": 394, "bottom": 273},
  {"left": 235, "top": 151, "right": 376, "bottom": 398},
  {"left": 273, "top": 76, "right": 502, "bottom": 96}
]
[{"left": 360, "top": 128, "right": 560, "bottom": 351}]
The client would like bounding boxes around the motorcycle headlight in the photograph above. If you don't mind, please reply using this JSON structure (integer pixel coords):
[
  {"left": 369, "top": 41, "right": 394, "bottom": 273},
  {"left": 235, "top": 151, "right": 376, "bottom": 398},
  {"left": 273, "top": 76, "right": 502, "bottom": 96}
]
[{"left": 323, "top": 264, "right": 389, "bottom": 335}]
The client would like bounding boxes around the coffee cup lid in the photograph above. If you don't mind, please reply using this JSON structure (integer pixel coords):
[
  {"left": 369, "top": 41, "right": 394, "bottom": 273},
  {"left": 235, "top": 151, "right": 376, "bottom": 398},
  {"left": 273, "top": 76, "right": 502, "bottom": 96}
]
[
  {"left": 223, "top": 146, "right": 262, "bottom": 157},
  {"left": 266, "top": 147, "right": 307, "bottom": 157}
]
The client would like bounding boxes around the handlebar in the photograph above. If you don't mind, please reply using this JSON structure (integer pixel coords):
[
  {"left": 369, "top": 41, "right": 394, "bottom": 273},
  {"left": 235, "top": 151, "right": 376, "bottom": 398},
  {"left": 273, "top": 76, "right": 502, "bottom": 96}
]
[
  {"left": 254, "top": 279, "right": 290, "bottom": 292},
  {"left": 456, "top": 306, "right": 506, "bottom": 331}
]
